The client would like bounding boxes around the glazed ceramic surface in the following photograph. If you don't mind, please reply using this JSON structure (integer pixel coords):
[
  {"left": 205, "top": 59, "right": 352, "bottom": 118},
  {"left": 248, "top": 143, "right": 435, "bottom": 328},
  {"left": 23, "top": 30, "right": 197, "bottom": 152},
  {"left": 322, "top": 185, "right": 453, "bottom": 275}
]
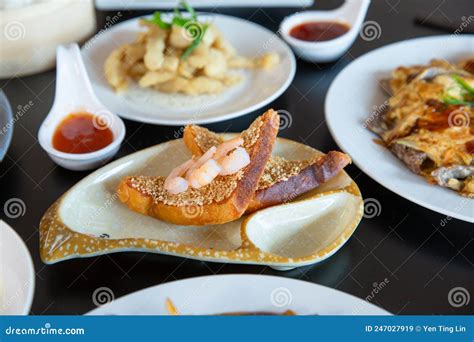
[{"left": 40, "top": 135, "right": 363, "bottom": 268}]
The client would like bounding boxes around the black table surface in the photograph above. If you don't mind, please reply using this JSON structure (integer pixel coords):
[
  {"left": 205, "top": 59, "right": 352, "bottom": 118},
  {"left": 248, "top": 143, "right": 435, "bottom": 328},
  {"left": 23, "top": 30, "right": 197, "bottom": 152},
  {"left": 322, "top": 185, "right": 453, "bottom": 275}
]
[{"left": 1, "top": 0, "right": 473, "bottom": 315}]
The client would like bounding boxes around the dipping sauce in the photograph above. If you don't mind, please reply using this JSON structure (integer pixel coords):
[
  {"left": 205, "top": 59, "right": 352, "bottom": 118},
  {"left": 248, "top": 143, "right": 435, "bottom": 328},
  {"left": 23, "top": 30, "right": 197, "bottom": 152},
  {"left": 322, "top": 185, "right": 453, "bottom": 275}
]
[
  {"left": 290, "top": 21, "right": 350, "bottom": 42},
  {"left": 53, "top": 112, "right": 113, "bottom": 154}
]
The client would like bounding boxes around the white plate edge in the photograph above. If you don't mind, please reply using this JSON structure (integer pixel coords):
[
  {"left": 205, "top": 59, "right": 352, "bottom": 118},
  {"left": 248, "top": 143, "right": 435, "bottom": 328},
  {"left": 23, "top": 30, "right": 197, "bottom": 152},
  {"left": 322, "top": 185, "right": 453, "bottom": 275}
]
[
  {"left": 86, "top": 273, "right": 392, "bottom": 315},
  {"left": 0, "top": 220, "right": 35, "bottom": 315}
]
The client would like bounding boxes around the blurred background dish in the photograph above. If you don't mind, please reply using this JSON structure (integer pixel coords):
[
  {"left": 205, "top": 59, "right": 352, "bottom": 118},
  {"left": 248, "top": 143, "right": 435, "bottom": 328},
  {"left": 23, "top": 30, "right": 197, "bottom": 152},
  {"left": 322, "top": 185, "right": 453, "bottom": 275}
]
[
  {"left": 95, "top": 0, "right": 314, "bottom": 9},
  {"left": 0, "top": 91, "right": 13, "bottom": 162},
  {"left": 82, "top": 13, "right": 296, "bottom": 125},
  {"left": 87, "top": 274, "right": 390, "bottom": 315},
  {"left": 0, "top": 0, "right": 96, "bottom": 78},
  {"left": 0, "top": 220, "right": 35, "bottom": 315}
]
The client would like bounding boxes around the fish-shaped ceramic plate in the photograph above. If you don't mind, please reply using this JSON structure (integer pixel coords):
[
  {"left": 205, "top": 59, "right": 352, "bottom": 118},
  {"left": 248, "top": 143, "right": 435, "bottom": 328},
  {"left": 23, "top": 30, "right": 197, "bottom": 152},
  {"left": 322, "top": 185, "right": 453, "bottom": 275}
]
[{"left": 39, "top": 135, "right": 363, "bottom": 270}]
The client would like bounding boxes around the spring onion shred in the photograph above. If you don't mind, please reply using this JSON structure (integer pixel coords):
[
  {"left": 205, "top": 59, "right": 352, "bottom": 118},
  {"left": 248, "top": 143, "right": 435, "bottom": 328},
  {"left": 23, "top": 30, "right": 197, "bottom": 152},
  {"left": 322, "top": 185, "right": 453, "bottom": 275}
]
[{"left": 144, "top": 1, "right": 206, "bottom": 59}]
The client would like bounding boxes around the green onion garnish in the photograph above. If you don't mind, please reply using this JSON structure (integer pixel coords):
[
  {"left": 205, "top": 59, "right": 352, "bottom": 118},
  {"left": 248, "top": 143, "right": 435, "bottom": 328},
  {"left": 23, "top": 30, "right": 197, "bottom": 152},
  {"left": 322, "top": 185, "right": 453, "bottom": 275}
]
[
  {"left": 143, "top": 1, "right": 207, "bottom": 59},
  {"left": 181, "top": 24, "right": 209, "bottom": 59},
  {"left": 442, "top": 74, "right": 474, "bottom": 107},
  {"left": 144, "top": 12, "right": 171, "bottom": 30},
  {"left": 452, "top": 74, "right": 474, "bottom": 96}
]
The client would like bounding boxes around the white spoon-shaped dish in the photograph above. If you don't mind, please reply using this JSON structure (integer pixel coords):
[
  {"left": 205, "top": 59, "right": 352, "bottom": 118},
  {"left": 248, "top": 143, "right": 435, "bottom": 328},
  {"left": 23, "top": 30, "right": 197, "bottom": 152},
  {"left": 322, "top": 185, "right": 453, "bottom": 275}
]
[
  {"left": 38, "top": 43, "right": 126, "bottom": 171},
  {"left": 280, "top": 0, "right": 371, "bottom": 63},
  {"left": 39, "top": 135, "right": 363, "bottom": 270}
]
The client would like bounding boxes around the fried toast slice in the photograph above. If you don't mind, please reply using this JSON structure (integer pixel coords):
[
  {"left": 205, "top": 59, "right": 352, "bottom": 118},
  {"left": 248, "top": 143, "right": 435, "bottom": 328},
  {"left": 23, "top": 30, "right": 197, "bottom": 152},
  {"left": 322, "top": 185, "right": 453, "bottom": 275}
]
[
  {"left": 118, "top": 109, "right": 279, "bottom": 226},
  {"left": 183, "top": 124, "right": 351, "bottom": 213}
]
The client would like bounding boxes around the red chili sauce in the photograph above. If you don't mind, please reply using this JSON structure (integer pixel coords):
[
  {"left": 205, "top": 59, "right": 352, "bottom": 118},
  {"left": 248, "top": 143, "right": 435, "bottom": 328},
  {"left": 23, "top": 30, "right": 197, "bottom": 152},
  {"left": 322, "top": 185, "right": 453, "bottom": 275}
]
[
  {"left": 53, "top": 112, "right": 113, "bottom": 154},
  {"left": 289, "top": 21, "right": 350, "bottom": 42}
]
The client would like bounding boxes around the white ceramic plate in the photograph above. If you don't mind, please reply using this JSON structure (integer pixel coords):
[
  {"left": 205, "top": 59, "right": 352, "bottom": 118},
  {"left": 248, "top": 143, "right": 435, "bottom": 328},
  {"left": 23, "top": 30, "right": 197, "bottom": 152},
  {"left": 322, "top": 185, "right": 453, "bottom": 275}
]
[
  {"left": 88, "top": 274, "right": 390, "bottom": 315},
  {"left": 82, "top": 14, "right": 296, "bottom": 125},
  {"left": 0, "top": 220, "right": 35, "bottom": 315},
  {"left": 326, "top": 35, "right": 474, "bottom": 223}
]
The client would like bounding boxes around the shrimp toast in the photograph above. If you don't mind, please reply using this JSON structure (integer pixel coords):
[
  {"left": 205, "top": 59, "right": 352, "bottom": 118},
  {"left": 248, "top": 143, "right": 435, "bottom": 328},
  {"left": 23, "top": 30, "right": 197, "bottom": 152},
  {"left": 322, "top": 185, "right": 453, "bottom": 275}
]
[
  {"left": 184, "top": 124, "right": 351, "bottom": 213},
  {"left": 117, "top": 109, "right": 279, "bottom": 226}
]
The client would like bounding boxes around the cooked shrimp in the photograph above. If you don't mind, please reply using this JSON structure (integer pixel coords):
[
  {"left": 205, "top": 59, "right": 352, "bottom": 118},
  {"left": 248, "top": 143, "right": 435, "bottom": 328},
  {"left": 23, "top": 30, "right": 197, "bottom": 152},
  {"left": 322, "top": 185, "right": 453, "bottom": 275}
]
[
  {"left": 219, "top": 147, "right": 250, "bottom": 176},
  {"left": 165, "top": 176, "right": 189, "bottom": 194},
  {"left": 188, "top": 159, "right": 222, "bottom": 189},
  {"left": 185, "top": 146, "right": 216, "bottom": 178},
  {"left": 164, "top": 158, "right": 195, "bottom": 192},
  {"left": 164, "top": 137, "right": 247, "bottom": 194},
  {"left": 214, "top": 136, "right": 243, "bottom": 161},
  {"left": 165, "top": 158, "right": 195, "bottom": 185}
]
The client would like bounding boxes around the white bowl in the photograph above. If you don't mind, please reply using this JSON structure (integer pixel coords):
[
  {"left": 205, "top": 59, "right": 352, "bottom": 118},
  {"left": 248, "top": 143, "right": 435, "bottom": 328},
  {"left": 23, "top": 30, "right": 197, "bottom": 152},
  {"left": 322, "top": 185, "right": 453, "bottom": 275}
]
[
  {"left": 39, "top": 133, "right": 124, "bottom": 171},
  {"left": 0, "top": 0, "right": 96, "bottom": 77},
  {"left": 280, "top": 0, "right": 370, "bottom": 63},
  {"left": 38, "top": 44, "right": 126, "bottom": 171}
]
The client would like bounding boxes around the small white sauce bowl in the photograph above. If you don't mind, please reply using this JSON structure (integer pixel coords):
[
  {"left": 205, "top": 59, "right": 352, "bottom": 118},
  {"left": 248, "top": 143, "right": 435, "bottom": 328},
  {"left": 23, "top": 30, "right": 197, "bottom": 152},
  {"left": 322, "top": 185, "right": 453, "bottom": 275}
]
[
  {"left": 38, "top": 44, "right": 125, "bottom": 171},
  {"left": 280, "top": 0, "right": 371, "bottom": 63},
  {"left": 39, "top": 112, "right": 125, "bottom": 171}
]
